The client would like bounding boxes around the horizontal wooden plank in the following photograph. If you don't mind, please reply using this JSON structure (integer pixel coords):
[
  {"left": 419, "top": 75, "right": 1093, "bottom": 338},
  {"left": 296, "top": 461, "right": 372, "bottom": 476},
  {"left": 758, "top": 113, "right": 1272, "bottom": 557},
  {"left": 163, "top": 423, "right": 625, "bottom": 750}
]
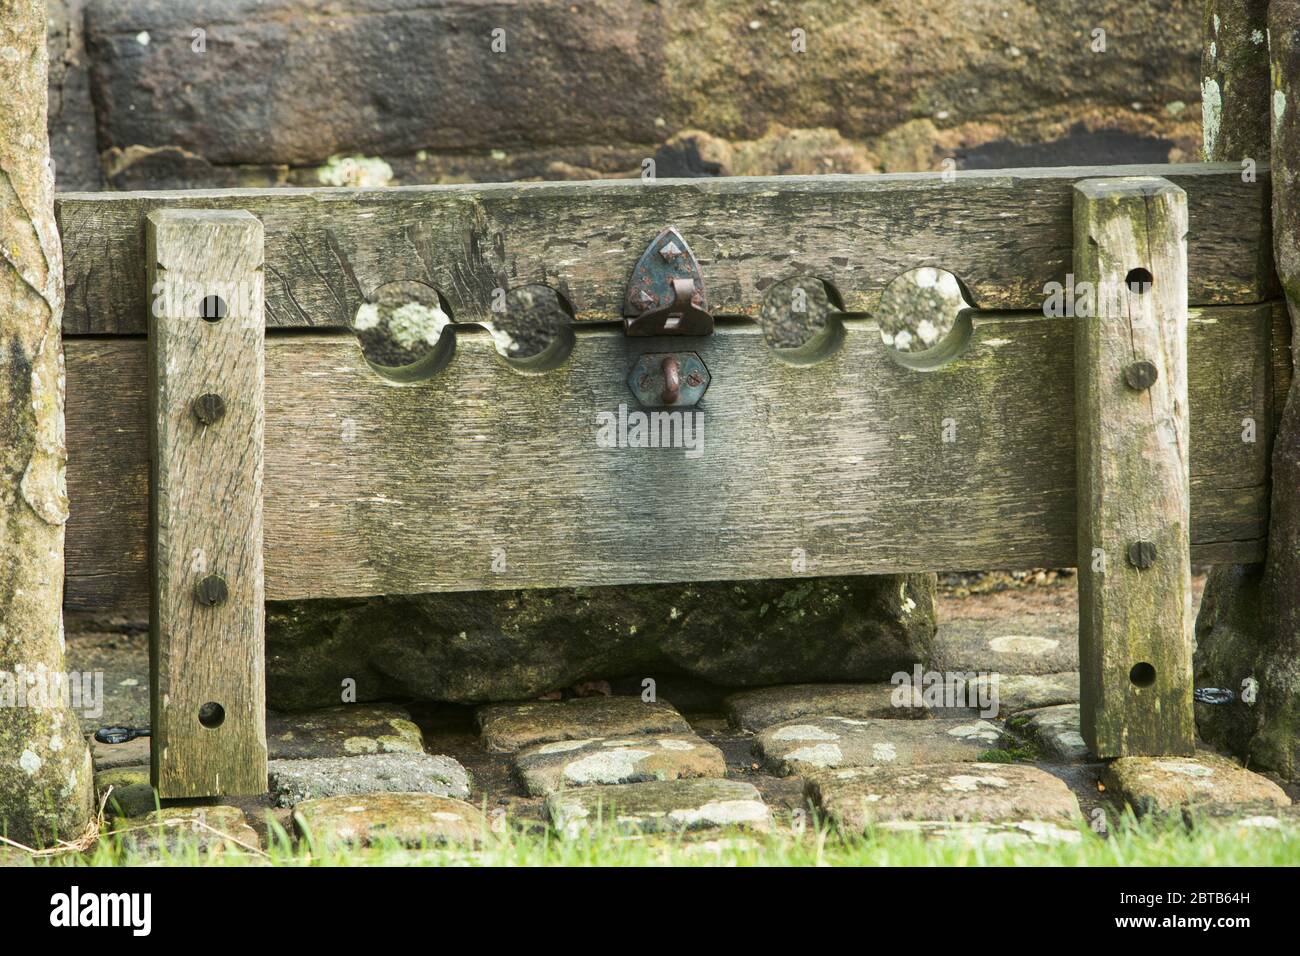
[
  {"left": 57, "top": 164, "right": 1273, "bottom": 336},
  {"left": 64, "top": 305, "right": 1282, "bottom": 614}
]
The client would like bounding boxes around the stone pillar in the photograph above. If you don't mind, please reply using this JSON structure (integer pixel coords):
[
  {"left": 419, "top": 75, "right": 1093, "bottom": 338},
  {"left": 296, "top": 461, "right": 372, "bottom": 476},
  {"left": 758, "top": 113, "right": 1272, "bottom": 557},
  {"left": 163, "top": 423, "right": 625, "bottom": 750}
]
[
  {"left": 1194, "top": 0, "right": 1300, "bottom": 778},
  {"left": 0, "top": 0, "right": 95, "bottom": 847}
]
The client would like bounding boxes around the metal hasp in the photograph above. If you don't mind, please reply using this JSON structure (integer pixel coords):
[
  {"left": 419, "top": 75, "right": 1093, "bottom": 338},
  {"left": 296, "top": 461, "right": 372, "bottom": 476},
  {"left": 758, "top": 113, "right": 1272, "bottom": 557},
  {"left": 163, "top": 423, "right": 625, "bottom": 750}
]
[{"left": 623, "top": 227, "right": 714, "bottom": 336}]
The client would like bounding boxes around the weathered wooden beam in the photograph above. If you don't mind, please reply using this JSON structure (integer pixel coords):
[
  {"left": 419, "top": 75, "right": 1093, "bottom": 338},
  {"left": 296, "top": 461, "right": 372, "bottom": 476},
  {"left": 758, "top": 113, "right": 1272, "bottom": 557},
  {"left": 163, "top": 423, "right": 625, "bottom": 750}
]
[
  {"left": 1074, "top": 178, "right": 1195, "bottom": 758},
  {"left": 55, "top": 164, "right": 1273, "bottom": 336},
  {"left": 148, "top": 209, "right": 267, "bottom": 797},
  {"left": 64, "top": 304, "right": 1280, "bottom": 616}
]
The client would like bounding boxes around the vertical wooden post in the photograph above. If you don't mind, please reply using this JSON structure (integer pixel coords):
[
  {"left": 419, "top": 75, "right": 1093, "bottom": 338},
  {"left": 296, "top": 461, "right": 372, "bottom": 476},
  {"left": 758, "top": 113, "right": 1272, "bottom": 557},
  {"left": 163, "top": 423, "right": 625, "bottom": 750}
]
[
  {"left": 1074, "top": 177, "right": 1194, "bottom": 758},
  {"left": 148, "top": 209, "right": 267, "bottom": 796}
]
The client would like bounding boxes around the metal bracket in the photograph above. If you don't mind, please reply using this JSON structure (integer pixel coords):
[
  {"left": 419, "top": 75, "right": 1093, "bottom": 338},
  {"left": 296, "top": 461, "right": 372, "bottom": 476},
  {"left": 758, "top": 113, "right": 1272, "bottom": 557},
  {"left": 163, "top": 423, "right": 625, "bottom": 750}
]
[
  {"left": 627, "top": 351, "right": 710, "bottom": 407},
  {"left": 623, "top": 227, "right": 713, "bottom": 336}
]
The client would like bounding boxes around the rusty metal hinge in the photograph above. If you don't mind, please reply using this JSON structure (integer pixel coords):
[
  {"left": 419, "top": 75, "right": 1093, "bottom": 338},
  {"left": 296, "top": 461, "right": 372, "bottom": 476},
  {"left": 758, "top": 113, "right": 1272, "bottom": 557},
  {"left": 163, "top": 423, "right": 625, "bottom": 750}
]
[{"left": 623, "top": 227, "right": 713, "bottom": 336}]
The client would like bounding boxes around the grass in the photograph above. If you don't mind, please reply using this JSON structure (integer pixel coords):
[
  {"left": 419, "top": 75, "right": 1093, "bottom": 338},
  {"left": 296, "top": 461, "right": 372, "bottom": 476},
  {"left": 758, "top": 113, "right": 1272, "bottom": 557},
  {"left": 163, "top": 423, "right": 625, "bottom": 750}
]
[{"left": 27, "top": 811, "right": 1300, "bottom": 867}]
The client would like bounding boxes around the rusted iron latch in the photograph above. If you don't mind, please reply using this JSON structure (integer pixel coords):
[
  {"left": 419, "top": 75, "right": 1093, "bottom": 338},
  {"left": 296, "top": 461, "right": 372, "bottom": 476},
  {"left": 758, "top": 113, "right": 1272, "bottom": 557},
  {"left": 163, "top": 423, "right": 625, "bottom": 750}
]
[
  {"left": 623, "top": 227, "right": 713, "bottom": 336},
  {"left": 627, "top": 351, "right": 710, "bottom": 407}
]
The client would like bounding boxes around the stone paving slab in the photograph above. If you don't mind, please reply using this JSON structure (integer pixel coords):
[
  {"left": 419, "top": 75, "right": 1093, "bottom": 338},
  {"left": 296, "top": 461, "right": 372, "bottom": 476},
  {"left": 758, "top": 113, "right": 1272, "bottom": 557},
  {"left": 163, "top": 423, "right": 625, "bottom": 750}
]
[
  {"left": 268, "top": 752, "right": 471, "bottom": 807},
  {"left": 94, "top": 766, "right": 158, "bottom": 819},
  {"left": 267, "top": 704, "right": 424, "bottom": 759},
  {"left": 1104, "top": 753, "right": 1291, "bottom": 816},
  {"left": 514, "top": 733, "right": 726, "bottom": 796},
  {"left": 974, "top": 672, "right": 1079, "bottom": 717},
  {"left": 1180, "top": 802, "right": 1300, "bottom": 833},
  {"left": 293, "top": 793, "right": 485, "bottom": 847},
  {"left": 92, "top": 734, "right": 150, "bottom": 771},
  {"left": 111, "top": 805, "right": 261, "bottom": 856},
  {"left": 1011, "top": 703, "right": 1089, "bottom": 762},
  {"left": 547, "top": 778, "right": 773, "bottom": 838},
  {"left": 478, "top": 697, "right": 690, "bottom": 752},
  {"left": 756, "top": 716, "right": 1006, "bottom": 776},
  {"left": 931, "top": 618, "right": 1078, "bottom": 675},
  {"left": 871, "top": 819, "right": 1084, "bottom": 847},
  {"left": 724, "top": 683, "right": 926, "bottom": 731},
  {"left": 805, "top": 761, "right": 1082, "bottom": 834}
]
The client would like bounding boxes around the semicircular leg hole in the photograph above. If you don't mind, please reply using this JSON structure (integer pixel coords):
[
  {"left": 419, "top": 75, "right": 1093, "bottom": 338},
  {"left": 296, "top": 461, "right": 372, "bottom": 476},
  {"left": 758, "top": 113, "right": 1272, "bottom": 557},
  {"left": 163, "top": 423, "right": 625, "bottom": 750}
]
[
  {"left": 483, "top": 284, "right": 575, "bottom": 374},
  {"left": 758, "top": 276, "right": 846, "bottom": 366},
  {"left": 877, "top": 267, "right": 974, "bottom": 371},
  {"left": 353, "top": 279, "right": 456, "bottom": 383}
]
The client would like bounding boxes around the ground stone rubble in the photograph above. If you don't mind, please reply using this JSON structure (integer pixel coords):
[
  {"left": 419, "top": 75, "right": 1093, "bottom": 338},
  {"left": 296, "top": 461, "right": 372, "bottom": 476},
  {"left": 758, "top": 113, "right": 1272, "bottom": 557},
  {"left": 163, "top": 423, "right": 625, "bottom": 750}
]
[
  {"left": 293, "top": 793, "right": 486, "bottom": 847},
  {"left": 477, "top": 697, "right": 691, "bottom": 752},
  {"left": 724, "top": 683, "right": 926, "bottom": 731},
  {"left": 756, "top": 716, "right": 1006, "bottom": 776},
  {"left": 268, "top": 752, "right": 471, "bottom": 807},
  {"left": 546, "top": 778, "right": 773, "bottom": 839},
  {"left": 513, "top": 733, "right": 726, "bottom": 796},
  {"left": 804, "top": 761, "right": 1082, "bottom": 839},
  {"left": 1103, "top": 752, "right": 1291, "bottom": 816},
  {"left": 1013, "top": 704, "right": 1090, "bottom": 762}
]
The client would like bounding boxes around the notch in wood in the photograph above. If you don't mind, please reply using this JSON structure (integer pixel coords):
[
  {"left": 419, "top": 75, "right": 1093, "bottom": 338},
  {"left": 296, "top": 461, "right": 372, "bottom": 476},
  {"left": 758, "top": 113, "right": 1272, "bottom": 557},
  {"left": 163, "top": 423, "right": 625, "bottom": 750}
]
[
  {"left": 148, "top": 208, "right": 268, "bottom": 797},
  {"left": 1073, "top": 177, "right": 1194, "bottom": 758}
]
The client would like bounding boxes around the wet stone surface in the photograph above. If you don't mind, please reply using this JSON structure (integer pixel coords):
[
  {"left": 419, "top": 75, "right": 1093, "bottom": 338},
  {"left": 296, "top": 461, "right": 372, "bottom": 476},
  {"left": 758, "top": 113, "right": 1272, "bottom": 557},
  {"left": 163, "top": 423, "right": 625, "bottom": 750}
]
[
  {"left": 478, "top": 697, "right": 691, "bottom": 752},
  {"left": 268, "top": 752, "right": 471, "bottom": 807},
  {"left": 755, "top": 717, "right": 1006, "bottom": 776},
  {"left": 514, "top": 733, "right": 726, "bottom": 796},
  {"left": 293, "top": 793, "right": 486, "bottom": 847},
  {"left": 547, "top": 778, "right": 773, "bottom": 839}
]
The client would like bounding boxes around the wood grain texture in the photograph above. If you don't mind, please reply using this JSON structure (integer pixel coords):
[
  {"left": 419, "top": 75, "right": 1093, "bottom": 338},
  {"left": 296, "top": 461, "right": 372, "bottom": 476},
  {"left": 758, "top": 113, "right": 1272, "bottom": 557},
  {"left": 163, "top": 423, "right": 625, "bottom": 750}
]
[
  {"left": 65, "top": 303, "right": 1279, "bottom": 615},
  {"left": 148, "top": 209, "right": 267, "bottom": 796},
  {"left": 1074, "top": 178, "right": 1195, "bottom": 758},
  {"left": 56, "top": 164, "right": 1273, "bottom": 336}
]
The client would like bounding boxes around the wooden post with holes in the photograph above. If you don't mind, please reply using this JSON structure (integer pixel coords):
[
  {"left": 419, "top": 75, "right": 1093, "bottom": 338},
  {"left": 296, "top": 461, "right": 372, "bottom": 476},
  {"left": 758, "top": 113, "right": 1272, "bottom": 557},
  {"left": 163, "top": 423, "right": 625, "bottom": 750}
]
[
  {"left": 147, "top": 209, "right": 268, "bottom": 796},
  {"left": 1073, "top": 178, "right": 1195, "bottom": 758}
]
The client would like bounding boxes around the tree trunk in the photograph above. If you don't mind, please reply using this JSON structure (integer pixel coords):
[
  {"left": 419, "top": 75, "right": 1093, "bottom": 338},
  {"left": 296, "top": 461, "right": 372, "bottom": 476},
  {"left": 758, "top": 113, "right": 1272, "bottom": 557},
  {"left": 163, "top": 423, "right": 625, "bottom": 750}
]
[
  {"left": 0, "top": 0, "right": 94, "bottom": 846},
  {"left": 1194, "top": 0, "right": 1300, "bottom": 778}
]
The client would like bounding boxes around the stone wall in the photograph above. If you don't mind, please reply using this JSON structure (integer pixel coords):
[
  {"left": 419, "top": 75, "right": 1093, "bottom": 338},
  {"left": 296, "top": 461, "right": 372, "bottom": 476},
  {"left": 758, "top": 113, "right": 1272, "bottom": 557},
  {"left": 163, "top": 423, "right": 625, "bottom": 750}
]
[{"left": 51, "top": 0, "right": 1205, "bottom": 192}]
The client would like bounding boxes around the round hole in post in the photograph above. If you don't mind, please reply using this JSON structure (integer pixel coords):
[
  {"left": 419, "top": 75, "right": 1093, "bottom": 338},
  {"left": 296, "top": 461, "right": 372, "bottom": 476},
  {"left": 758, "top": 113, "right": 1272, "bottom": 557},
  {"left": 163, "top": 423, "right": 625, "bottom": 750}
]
[
  {"left": 758, "top": 276, "right": 846, "bottom": 366},
  {"left": 1125, "top": 267, "right": 1153, "bottom": 294},
  {"left": 876, "top": 267, "right": 974, "bottom": 371},
  {"left": 199, "top": 294, "right": 228, "bottom": 322},
  {"left": 353, "top": 280, "right": 456, "bottom": 384},
  {"left": 1129, "top": 662, "right": 1157, "bottom": 689},
  {"left": 198, "top": 702, "right": 226, "bottom": 728}
]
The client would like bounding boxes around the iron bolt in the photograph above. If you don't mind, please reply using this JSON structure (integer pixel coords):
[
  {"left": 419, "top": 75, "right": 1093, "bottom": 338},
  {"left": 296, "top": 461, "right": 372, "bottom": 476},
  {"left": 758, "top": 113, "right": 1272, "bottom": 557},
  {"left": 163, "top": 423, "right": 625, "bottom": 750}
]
[
  {"left": 1124, "top": 361, "right": 1158, "bottom": 390},
  {"left": 192, "top": 393, "right": 226, "bottom": 425},
  {"left": 195, "top": 574, "right": 229, "bottom": 606},
  {"left": 1127, "top": 540, "right": 1158, "bottom": 569}
]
